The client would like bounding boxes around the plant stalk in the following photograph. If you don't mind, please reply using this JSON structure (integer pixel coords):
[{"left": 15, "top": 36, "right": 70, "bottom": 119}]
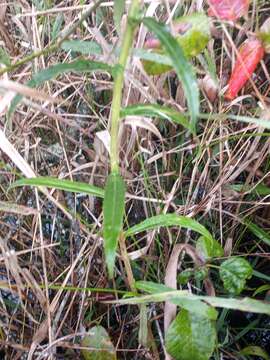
[{"left": 110, "top": 0, "right": 140, "bottom": 174}]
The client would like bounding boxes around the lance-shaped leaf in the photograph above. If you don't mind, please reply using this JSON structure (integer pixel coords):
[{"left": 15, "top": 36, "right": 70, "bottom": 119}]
[
  {"left": 143, "top": 13, "right": 210, "bottom": 76},
  {"left": 10, "top": 177, "right": 104, "bottom": 198},
  {"left": 142, "top": 17, "right": 199, "bottom": 132},
  {"left": 125, "top": 214, "right": 214, "bottom": 243},
  {"left": 165, "top": 309, "right": 216, "bottom": 360},
  {"left": 103, "top": 174, "right": 126, "bottom": 278}
]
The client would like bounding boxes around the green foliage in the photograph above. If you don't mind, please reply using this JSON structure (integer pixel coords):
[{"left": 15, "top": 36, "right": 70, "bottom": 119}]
[
  {"left": 51, "top": 13, "right": 64, "bottom": 41},
  {"left": 143, "top": 13, "right": 210, "bottom": 76},
  {"left": 117, "top": 281, "right": 270, "bottom": 315},
  {"left": 125, "top": 214, "right": 214, "bottom": 241},
  {"left": 245, "top": 221, "right": 270, "bottom": 246},
  {"left": 135, "top": 281, "right": 217, "bottom": 320},
  {"left": 81, "top": 326, "right": 117, "bottom": 360},
  {"left": 10, "top": 177, "right": 104, "bottom": 198},
  {"left": 114, "top": 0, "right": 125, "bottom": 35},
  {"left": 9, "top": 59, "right": 112, "bottom": 117},
  {"left": 196, "top": 235, "right": 224, "bottom": 260},
  {"left": 0, "top": 47, "right": 11, "bottom": 66},
  {"left": 178, "top": 267, "right": 208, "bottom": 284},
  {"left": 142, "top": 17, "right": 199, "bottom": 133},
  {"left": 165, "top": 309, "right": 216, "bottom": 360},
  {"left": 239, "top": 345, "right": 270, "bottom": 360},
  {"left": 121, "top": 104, "right": 193, "bottom": 133},
  {"left": 219, "top": 257, "right": 253, "bottom": 295},
  {"left": 61, "top": 40, "right": 102, "bottom": 55},
  {"left": 103, "top": 174, "right": 126, "bottom": 278}
]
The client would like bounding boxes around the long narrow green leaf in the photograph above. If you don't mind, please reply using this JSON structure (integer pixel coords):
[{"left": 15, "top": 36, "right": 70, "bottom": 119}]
[
  {"left": 245, "top": 221, "right": 270, "bottom": 246},
  {"left": 106, "top": 283, "right": 270, "bottom": 315},
  {"left": 135, "top": 281, "right": 217, "bottom": 320},
  {"left": 10, "top": 177, "right": 104, "bottom": 198},
  {"left": 9, "top": 59, "right": 112, "bottom": 117},
  {"left": 103, "top": 174, "right": 126, "bottom": 278},
  {"left": 121, "top": 104, "right": 193, "bottom": 132},
  {"left": 124, "top": 214, "right": 213, "bottom": 242},
  {"left": 142, "top": 17, "right": 199, "bottom": 133}
]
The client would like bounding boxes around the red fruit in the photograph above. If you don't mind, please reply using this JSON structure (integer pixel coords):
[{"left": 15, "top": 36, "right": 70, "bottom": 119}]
[
  {"left": 208, "top": 0, "right": 250, "bottom": 21},
  {"left": 225, "top": 39, "right": 265, "bottom": 100}
]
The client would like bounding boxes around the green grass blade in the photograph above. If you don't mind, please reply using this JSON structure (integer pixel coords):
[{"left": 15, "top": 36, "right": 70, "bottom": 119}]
[
  {"left": 8, "top": 59, "right": 112, "bottom": 117},
  {"left": 245, "top": 221, "right": 270, "bottom": 246},
  {"left": 142, "top": 17, "right": 199, "bottom": 133},
  {"left": 106, "top": 287, "right": 270, "bottom": 315},
  {"left": 103, "top": 174, "right": 126, "bottom": 278},
  {"left": 121, "top": 104, "right": 193, "bottom": 133},
  {"left": 124, "top": 214, "right": 213, "bottom": 241},
  {"left": 10, "top": 177, "right": 104, "bottom": 198}
]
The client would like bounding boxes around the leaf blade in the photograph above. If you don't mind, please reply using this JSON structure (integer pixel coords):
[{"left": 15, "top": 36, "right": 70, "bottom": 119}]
[
  {"left": 103, "top": 174, "right": 126, "bottom": 278},
  {"left": 165, "top": 309, "right": 216, "bottom": 360},
  {"left": 142, "top": 17, "right": 199, "bottom": 133},
  {"left": 10, "top": 177, "right": 105, "bottom": 198}
]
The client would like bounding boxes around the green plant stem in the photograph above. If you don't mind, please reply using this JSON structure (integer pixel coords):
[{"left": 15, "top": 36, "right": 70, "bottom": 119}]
[
  {"left": 0, "top": 0, "right": 104, "bottom": 76},
  {"left": 110, "top": 0, "right": 140, "bottom": 174}
]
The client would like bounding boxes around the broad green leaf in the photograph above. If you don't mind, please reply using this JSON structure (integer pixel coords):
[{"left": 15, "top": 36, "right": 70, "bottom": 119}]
[
  {"left": 125, "top": 214, "right": 214, "bottom": 243},
  {"left": 165, "top": 309, "right": 216, "bottom": 360},
  {"left": 81, "top": 326, "right": 116, "bottom": 360},
  {"left": 121, "top": 104, "right": 193, "bottom": 133},
  {"left": 114, "top": 0, "right": 125, "bottom": 35},
  {"left": 245, "top": 221, "right": 270, "bottom": 246},
  {"left": 178, "top": 267, "right": 208, "bottom": 284},
  {"left": 9, "top": 59, "right": 112, "bottom": 117},
  {"left": 142, "top": 49, "right": 172, "bottom": 75},
  {"left": 108, "top": 286, "right": 270, "bottom": 315},
  {"left": 220, "top": 257, "right": 253, "bottom": 295},
  {"left": 196, "top": 235, "right": 224, "bottom": 260},
  {"left": 10, "top": 177, "right": 104, "bottom": 198},
  {"left": 142, "top": 17, "right": 199, "bottom": 133},
  {"left": 61, "top": 40, "right": 102, "bottom": 55},
  {"left": 239, "top": 345, "right": 270, "bottom": 360},
  {"left": 103, "top": 174, "right": 126, "bottom": 278},
  {"left": 135, "top": 280, "right": 217, "bottom": 320},
  {"left": 143, "top": 13, "right": 210, "bottom": 76}
]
